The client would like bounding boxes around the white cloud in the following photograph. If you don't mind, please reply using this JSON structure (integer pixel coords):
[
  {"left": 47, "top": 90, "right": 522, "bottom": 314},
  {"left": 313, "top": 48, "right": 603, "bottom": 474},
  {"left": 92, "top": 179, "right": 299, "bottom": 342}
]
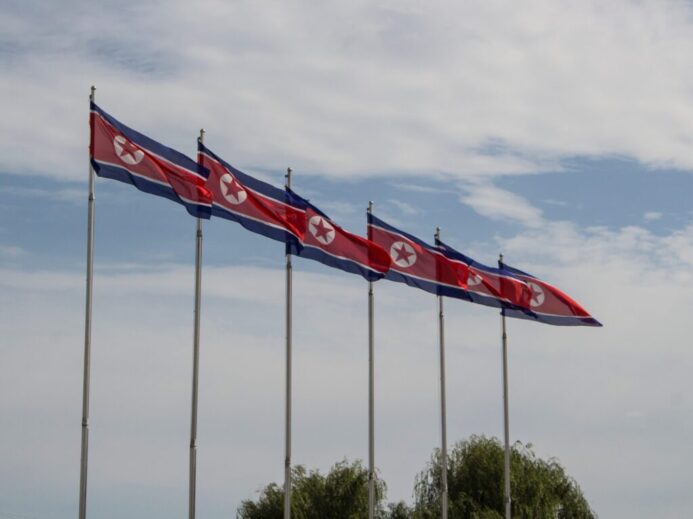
[
  {"left": 3, "top": 0, "right": 693, "bottom": 182},
  {"left": 391, "top": 182, "right": 449, "bottom": 194},
  {"left": 387, "top": 198, "right": 420, "bottom": 215},
  {"left": 543, "top": 198, "right": 568, "bottom": 207},
  {"left": 660, "top": 225, "right": 693, "bottom": 265},
  {"left": 459, "top": 180, "right": 544, "bottom": 227},
  {"left": 644, "top": 211, "right": 663, "bottom": 221},
  {"left": 318, "top": 200, "right": 359, "bottom": 219},
  {"left": 0, "top": 185, "right": 84, "bottom": 203}
]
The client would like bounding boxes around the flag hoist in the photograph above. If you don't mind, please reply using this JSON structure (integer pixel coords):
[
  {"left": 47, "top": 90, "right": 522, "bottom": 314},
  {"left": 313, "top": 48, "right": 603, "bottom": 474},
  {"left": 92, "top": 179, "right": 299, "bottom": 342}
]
[
  {"left": 188, "top": 129, "right": 207, "bottom": 519},
  {"left": 499, "top": 255, "right": 512, "bottom": 519},
  {"left": 435, "top": 227, "right": 449, "bottom": 519},
  {"left": 367, "top": 201, "right": 376, "bottom": 519},
  {"left": 284, "top": 167, "right": 293, "bottom": 519},
  {"left": 78, "top": 85, "right": 96, "bottom": 519}
]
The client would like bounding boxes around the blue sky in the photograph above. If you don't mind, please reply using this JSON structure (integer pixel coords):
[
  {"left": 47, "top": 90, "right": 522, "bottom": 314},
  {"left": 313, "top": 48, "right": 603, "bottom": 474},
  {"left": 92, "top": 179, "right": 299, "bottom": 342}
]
[{"left": 2, "top": 1, "right": 693, "bottom": 518}]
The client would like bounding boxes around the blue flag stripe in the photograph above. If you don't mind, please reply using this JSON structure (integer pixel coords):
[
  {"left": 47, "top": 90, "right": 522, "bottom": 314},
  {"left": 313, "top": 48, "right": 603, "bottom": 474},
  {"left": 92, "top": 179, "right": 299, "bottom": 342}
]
[{"left": 92, "top": 161, "right": 211, "bottom": 219}]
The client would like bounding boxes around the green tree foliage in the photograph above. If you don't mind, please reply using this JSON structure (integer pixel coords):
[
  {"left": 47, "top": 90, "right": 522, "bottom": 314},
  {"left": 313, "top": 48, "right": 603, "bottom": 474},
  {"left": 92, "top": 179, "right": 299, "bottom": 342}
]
[
  {"left": 386, "top": 501, "right": 413, "bottom": 518},
  {"left": 237, "top": 437, "right": 595, "bottom": 518},
  {"left": 237, "top": 460, "right": 388, "bottom": 519},
  {"left": 412, "top": 436, "right": 596, "bottom": 518}
]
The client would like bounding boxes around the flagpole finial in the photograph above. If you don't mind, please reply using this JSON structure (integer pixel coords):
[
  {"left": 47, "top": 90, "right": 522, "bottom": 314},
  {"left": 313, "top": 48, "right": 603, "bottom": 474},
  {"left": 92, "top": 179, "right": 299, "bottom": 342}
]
[
  {"left": 285, "top": 168, "right": 292, "bottom": 189},
  {"left": 90, "top": 85, "right": 95, "bottom": 101},
  {"left": 198, "top": 128, "right": 205, "bottom": 144},
  {"left": 498, "top": 253, "right": 504, "bottom": 268},
  {"left": 367, "top": 201, "right": 373, "bottom": 214},
  {"left": 435, "top": 227, "right": 441, "bottom": 241}
]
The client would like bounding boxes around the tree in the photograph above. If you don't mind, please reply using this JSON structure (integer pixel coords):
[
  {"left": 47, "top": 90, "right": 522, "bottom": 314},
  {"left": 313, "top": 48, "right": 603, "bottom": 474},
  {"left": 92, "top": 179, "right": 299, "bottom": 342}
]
[
  {"left": 386, "top": 501, "right": 413, "bottom": 518},
  {"left": 237, "top": 437, "right": 595, "bottom": 518},
  {"left": 412, "top": 436, "right": 596, "bottom": 518},
  {"left": 237, "top": 460, "right": 388, "bottom": 519}
]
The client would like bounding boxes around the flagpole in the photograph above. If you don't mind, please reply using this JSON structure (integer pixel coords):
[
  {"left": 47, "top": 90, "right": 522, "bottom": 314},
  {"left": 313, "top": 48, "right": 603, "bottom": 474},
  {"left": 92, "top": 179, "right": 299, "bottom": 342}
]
[
  {"left": 367, "top": 201, "right": 376, "bottom": 519},
  {"left": 283, "top": 167, "right": 293, "bottom": 519},
  {"left": 499, "top": 253, "right": 512, "bottom": 519},
  {"left": 78, "top": 85, "right": 96, "bottom": 519},
  {"left": 188, "top": 129, "right": 205, "bottom": 519},
  {"left": 435, "top": 227, "right": 449, "bottom": 519}
]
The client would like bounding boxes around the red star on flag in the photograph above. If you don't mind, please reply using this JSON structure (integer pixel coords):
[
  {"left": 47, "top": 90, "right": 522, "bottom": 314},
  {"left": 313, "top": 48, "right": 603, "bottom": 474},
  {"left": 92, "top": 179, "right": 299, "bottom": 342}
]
[
  {"left": 224, "top": 176, "right": 245, "bottom": 199},
  {"left": 118, "top": 138, "right": 140, "bottom": 157},
  {"left": 529, "top": 282, "right": 545, "bottom": 307},
  {"left": 394, "top": 244, "right": 414, "bottom": 263},
  {"left": 312, "top": 217, "right": 334, "bottom": 242}
]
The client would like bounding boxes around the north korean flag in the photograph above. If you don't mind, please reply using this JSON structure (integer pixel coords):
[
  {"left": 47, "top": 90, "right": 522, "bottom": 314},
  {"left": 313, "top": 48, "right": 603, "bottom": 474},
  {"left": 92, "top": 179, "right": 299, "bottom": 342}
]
[
  {"left": 435, "top": 240, "right": 532, "bottom": 311},
  {"left": 90, "top": 102, "right": 212, "bottom": 218},
  {"left": 288, "top": 192, "right": 391, "bottom": 281},
  {"left": 199, "top": 143, "right": 305, "bottom": 245},
  {"left": 368, "top": 214, "right": 470, "bottom": 297},
  {"left": 499, "top": 261, "right": 602, "bottom": 327}
]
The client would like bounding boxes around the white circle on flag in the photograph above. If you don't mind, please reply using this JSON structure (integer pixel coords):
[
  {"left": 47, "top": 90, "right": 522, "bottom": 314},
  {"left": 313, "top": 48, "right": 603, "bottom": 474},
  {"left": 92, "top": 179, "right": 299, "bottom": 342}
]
[
  {"left": 390, "top": 241, "right": 417, "bottom": 268},
  {"left": 468, "top": 270, "right": 483, "bottom": 286},
  {"left": 220, "top": 173, "right": 247, "bottom": 205},
  {"left": 113, "top": 135, "right": 145, "bottom": 165},
  {"left": 308, "top": 215, "right": 335, "bottom": 245},
  {"left": 528, "top": 281, "right": 545, "bottom": 307}
]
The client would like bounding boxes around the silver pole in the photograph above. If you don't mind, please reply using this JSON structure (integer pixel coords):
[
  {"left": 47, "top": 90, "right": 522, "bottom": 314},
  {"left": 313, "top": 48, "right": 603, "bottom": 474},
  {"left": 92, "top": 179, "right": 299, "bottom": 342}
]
[
  {"left": 78, "top": 85, "right": 96, "bottom": 519},
  {"left": 283, "top": 168, "right": 293, "bottom": 519},
  {"left": 500, "top": 253, "right": 512, "bottom": 519},
  {"left": 435, "top": 227, "right": 449, "bottom": 519},
  {"left": 367, "top": 201, "right": 375, "bottom": 519},
  {"left": 188, "top": 129, "right": 205, "bottom": 519}
]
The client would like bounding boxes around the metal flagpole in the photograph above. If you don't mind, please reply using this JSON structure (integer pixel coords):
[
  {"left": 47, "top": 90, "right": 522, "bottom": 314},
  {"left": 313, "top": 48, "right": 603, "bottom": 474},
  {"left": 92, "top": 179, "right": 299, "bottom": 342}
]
[
  {"left": 367, "top": 201, "right": 375, "bottom": 519},
  {"left": 78, "top": 85, "right": 96, "bottom": 519},
  {"left": 188, "top": 129, "right": 205, "bottom": 519},
  {"left": 283, "top": 167, "right": 293, "bottom": 519},
  {"left": 499, "top": 253, "right": 512, "bottom": 519},
  {"left": 435, "top": 227, "right": 449, "bottom": 519}
]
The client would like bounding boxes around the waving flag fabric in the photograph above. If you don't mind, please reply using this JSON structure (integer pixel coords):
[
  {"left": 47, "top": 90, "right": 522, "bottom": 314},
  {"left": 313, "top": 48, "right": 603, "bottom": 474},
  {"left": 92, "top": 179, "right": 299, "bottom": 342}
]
[
  {"left": 288, "top": 192, "right": 391, "bottom": 281},
  {"left": 499, "top": 261, "right": 602, "bottom": 327},
  {"left": 199, "top": 143, "right": 305, "bottom": 244},
  {"left": 90, "top": 103, "right": 212, "bottom": 218},
  {"left": 368, "top": 214, "right": 469, "bottom": 297},
  {"left": 435, "top": 240, "right": 532, "bottom": 311}
]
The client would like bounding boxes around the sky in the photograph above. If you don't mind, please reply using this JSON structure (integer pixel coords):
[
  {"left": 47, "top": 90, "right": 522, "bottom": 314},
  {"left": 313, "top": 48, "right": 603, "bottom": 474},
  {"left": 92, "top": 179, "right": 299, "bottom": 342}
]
[{"left": 1, "top": 0, "right": 693, "bottom": 517}]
